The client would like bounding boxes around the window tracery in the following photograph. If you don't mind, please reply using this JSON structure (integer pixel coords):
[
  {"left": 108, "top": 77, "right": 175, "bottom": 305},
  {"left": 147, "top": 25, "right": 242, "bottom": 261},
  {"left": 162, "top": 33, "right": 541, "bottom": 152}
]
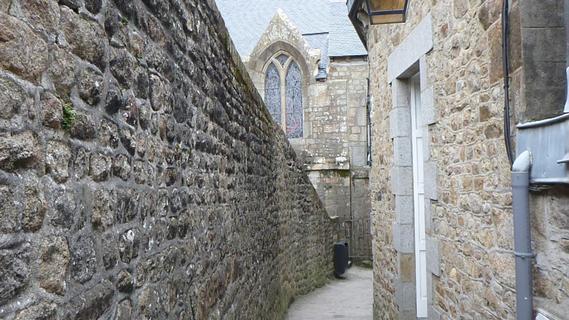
[
  {"left": 264, "top": 62, "right": 281, "bottom": 126},
  {"left": 263, "top": 53, "right": 303, "bottom": 138}
]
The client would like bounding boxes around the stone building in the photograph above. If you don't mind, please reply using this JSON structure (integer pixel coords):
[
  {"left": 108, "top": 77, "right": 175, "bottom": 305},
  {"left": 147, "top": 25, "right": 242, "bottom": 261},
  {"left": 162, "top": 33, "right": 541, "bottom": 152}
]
[
  {"left": 217, "top": 0, "right": 373, "bottom": 259},
  {"left": 0, "top": 0, "right": 336, "bottom": 318},
  {"left": 348, "top": 0, "right": 569, "bottom": 319}
]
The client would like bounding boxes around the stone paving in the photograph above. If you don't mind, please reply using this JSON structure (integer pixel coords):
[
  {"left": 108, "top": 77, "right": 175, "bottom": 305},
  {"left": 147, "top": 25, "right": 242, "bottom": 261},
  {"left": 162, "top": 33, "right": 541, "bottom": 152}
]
[{"left": 285, "top": 266, "right": 373, "bottom": 320}]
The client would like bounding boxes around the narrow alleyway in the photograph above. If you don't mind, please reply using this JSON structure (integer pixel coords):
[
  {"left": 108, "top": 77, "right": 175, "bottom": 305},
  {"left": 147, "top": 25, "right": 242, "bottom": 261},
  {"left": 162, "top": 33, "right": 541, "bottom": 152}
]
[{"left": 285, "top": 267, "right": 373, "bottom": 320}]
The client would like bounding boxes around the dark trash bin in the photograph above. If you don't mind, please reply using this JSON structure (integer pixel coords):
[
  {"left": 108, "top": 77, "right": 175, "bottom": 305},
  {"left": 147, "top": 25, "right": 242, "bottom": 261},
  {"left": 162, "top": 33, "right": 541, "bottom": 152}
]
[{"left": 334, "top": 241, "right": 349, "bottom": 277}]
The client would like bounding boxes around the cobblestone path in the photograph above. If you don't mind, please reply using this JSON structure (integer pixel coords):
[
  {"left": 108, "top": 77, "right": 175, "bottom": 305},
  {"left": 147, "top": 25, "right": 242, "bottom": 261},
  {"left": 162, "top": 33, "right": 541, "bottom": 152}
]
[{"left": 285, "top": 266, "right": 373, "bottom": 320}]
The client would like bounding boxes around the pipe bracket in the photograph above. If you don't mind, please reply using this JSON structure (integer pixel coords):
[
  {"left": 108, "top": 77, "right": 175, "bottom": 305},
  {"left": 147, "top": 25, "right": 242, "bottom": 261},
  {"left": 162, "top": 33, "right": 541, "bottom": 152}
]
[{"left": 514, "top": 251, "right": 536, "bottom": 258}]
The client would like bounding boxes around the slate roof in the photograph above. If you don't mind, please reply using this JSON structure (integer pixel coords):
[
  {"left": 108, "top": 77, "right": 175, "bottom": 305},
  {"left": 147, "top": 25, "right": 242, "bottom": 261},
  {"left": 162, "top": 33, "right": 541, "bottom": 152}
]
[
  {"left": 304, "top": 33, "right": 330, "bottom": 68},
  {"left": 328, "top": 1, "right": 367, "bottom": 57},
  {"left": 215, "top": 0, "right": 367, "bottom": 59}
]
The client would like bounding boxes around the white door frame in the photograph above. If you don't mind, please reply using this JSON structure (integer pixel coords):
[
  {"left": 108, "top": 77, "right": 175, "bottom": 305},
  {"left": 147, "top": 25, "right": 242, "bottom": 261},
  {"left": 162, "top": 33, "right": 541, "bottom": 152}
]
[{"left": 410, "top": 74, "right": 428, "bottom": 318}]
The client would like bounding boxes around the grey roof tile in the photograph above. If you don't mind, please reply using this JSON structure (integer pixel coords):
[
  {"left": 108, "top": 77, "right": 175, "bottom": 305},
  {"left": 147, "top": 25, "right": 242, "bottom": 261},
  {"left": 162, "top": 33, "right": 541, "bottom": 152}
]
[
  {"left": 328, "top": 1, "right": 367, "bottom": 57},
  {"left": 216, "top": 0, "right": 366, "bottom": 59}
]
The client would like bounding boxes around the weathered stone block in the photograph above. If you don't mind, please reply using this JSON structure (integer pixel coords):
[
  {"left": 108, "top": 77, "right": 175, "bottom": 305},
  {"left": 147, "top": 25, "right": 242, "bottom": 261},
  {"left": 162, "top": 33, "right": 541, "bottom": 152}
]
[
  {"left": 89, "top": 153, "right": 111, "bottom": 182},
  {"left": 48, "top": 47, "right": 76, "bottom": 96},
  {"left": 0, "top": 241, "right": 30, "bottom": 305},
  {"left": 110, "top": 48, "right": 137, "bottom": 86},
  {"left": 69, "top": 112, "right": 97, "bottom": 140},
  {"left": 113, "top": 154, "right": 131, "bottom": 180},
  {"left": 424, "top": 161, "right": 438, "bottom": 201},
  {"left": 63, "top": 280, "right": 114, "bottom": 320},
  {"left": 137, "top": 285, "right": 167, "bottom": 318},
  {"left": 508, "top": 4, "right": 522, "bottom": 72},
  {"left": 22, "top": 184, "right": 46, "bottom": 232},
  {"left": 453, "top": 0, "right": 469, "bottom": 18},
  {"left": 478, "top": 0, "right": 501, "bottom": 30},
  {"left": 389, "top": 107, "right": 411, "bottom": 139},
  {"left": 15, "top": 302, "right": 57, "bottom": 320},
  {"left": 390, "top": 166, "right": 413, "bottom": 196},
  {"left": 120, "top": 127, "right": 137, "bottom": 155},
  {"left": 115, "top": 299, "right": 132, "bottom": 320},
  {"left": 133, "top": 160, "right": 149, "bottom": 185},
  {"left": 119, "top": 228, "right": 139, "bottom": 263},
  {"left": 18, "top": 0, "right": 60, "bottom": 34},
  {"left": 0, "top": 77, "right": 27, "bottom": 121},
  {"left": 39, "top": 236, "right": 69, "bottom": 295},
  {"left": 399, "top": 253, "right": 414, "bottom": 282},
  {"left": 72, "top": 147, "right": 89, "bottom": 180},
  {"left": 92, "top": 188, "right": 114, "bottom": 229},
  {"left": 41, "top": 92, "right": 63, "bottom": 129},
  {"left": 99, "top": 119, "right": 120, "bottom": 149},
  {"left": 149, "top": 74, "right": 169, "bottom": 112},
  {"left": 46, "top": 141, "right": 71, "bottom": 183},
  {"left": 101, "top": 231, "right": 118, "bottom": 270},
  {"left": 0, "top": 0, "right": 11, "bottom": 11},
  {"left": 0, "top": 13, "right": 48, "bottom": 83},
  {"left": 77, "top": 66, "right": 104, "bottom": 106},
  {"left": 395, "top": 195, "right": 414, "bottom": 225},
  {"left": 116, "top": 190, "right": 137, "bottom": 223},
  {"left": 393, "top": 222, "right": 414, "bottom": 254},
  {"left": 421, "top": 87, "right": 436, "bottom": 125},
  {"left": 484, "top": 123, "right": 502, "bottom": 139},
  {"left": 84, "top": 0, "right": 101, "bottom": 14},
  {"left": 59, "top": 0, "right": 82, "bottom": 11},
  {"left": 520, "top": 0, "right": 564, "bottom": 28},
  {"left": 47, "top": 185, "right": 76, "bottom": 229},
  {"left": 0, "top": 185, "right": 19, "bottom": 233},
  {"left": 524, "top": 27, "right": 566, "bottom": 64},
  {"left": 426, "top": 237, "right": 441, "bottom": 276},
  {"left": 60, "top": 7, "right": 107, "bottom": 68},
  {"left": 488, "top": 22, "right": 503, "bottom": 84},
  {"left": 522, "top": 60, "right": 566, "bottom": 121},
  {"left": 393, "top": 137, "right": 412, "bottom": 167},
  {"left": 70, "top": 234, "right": 96, "bottom": 283},
  {"left": 0, "top": 131, "right": 39, "bottom": 171},
  {"left": 394, "top": 280, "right": 416, "bottom": 311},
  {"left": 116, "top": 269, "right": 133, "bottom": 293}
]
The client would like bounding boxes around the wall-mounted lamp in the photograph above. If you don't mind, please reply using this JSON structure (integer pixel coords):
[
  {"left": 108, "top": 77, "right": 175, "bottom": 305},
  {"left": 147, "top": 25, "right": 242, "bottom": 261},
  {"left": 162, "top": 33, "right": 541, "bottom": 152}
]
[{"left": 365, "top": 0, "right": 409, "bottom": 24}]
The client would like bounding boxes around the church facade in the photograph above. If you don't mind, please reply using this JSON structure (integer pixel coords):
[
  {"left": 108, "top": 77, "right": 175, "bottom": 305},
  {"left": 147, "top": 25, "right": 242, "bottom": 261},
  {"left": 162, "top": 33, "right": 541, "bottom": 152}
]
[{"left": 217, "top": 0, "right": 372, "bottom": 259}]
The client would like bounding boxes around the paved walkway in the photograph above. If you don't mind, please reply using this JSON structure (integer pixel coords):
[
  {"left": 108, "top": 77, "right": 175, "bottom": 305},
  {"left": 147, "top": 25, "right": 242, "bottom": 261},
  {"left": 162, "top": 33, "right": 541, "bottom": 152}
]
[{"left": 285, "top": 266, "right": 373, "bottom": 320}]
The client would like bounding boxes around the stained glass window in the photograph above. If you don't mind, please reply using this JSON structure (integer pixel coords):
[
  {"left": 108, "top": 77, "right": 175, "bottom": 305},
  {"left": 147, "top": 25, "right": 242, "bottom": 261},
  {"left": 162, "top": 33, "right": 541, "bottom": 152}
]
[
  {"left": 263, "top": 54, "right": 303, "bottom": 139},
  {"left": 285, "top": 61, "right": 303, "bottom": 138},
  {"left": 264, "top": 62, "right": 281, "bottom": 125}
]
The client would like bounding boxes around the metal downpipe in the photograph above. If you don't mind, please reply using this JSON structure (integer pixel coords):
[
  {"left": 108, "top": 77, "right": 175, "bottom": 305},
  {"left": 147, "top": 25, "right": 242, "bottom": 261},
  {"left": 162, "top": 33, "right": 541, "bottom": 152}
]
[{"left": 512, "top": 151, "right": 533, "bottom": 320}]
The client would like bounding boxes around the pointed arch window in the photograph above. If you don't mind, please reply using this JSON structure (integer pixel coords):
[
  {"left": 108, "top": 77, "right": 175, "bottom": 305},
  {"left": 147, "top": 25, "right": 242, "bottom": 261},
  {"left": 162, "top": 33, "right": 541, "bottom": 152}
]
[{"left": 263, "top": 53, "right": 303, "bottom": 138}]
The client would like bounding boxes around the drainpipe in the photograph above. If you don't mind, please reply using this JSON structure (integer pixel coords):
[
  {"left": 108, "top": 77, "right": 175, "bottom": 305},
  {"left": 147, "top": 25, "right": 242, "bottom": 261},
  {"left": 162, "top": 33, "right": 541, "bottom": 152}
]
[
  {"left": 502, "top": 0, "right": 514, "bottom": 166},
  {"left": 564, "top": 67, "right": 569, "bottom": 113},
  {"left": 366, "top": 77, "right": 372, "bottom": 166},
  {"left": 563, "top": 0, "right": 569, "bottom": 113},
  {"left": 512, "top": 150, "right": 533, "bottom": 320}
]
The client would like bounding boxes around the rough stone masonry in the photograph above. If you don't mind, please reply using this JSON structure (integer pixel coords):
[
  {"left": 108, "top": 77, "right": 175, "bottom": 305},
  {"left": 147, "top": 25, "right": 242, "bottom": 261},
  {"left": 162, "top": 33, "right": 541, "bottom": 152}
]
[{"left": 0, "top": 0, "right": 336, "bottom": 318}]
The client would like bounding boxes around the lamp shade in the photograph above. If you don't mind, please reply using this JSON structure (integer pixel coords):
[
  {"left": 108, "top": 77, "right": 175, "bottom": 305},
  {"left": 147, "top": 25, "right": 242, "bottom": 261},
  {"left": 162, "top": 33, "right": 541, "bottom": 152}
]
[{"left": 365, "top": 0, "right": 409, "bottom": 24}]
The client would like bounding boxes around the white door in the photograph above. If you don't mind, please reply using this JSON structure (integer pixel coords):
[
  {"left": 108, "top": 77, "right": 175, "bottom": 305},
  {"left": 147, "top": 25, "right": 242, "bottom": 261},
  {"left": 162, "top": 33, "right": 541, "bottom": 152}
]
[{"left": 410, "top": 75, "right": 428, "bottom": 318}]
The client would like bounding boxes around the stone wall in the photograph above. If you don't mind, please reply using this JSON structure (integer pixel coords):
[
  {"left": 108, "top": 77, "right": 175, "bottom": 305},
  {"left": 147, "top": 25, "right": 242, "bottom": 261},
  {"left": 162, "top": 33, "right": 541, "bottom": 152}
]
[
  {"left": 304, "top": 57, "right": 371, "bottom": 254},
  {"left": 368, "top": 0, "right": 515, "bottom": 319},
  {"left": 304, "top": 57, "right": 370, "bottom": 168},
  {"left": 0, "top": 0, "right": 335, "bottom": 318},
  {"left": 531, "top": 186, "right": 569, "bottom": 318},
  {"left": 365, "top": 0, "right": 567, "bottom": 318},
  {"left": 516, "top": 0, "right": 566, "bottom": 122}
]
